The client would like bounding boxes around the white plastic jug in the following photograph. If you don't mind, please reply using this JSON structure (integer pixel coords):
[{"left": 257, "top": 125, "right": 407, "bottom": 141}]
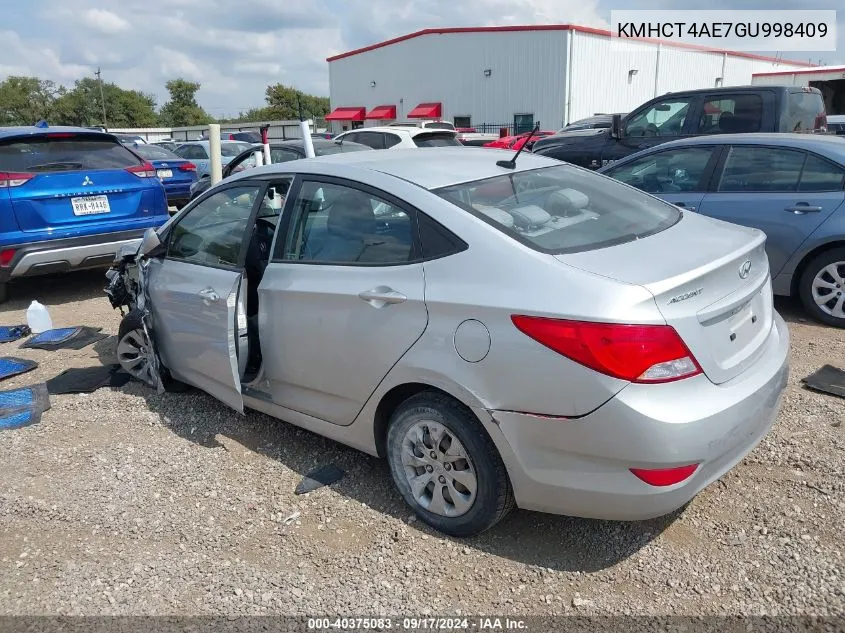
[{"left": 26, "top": 300, "right": 53, "bottom": 334}]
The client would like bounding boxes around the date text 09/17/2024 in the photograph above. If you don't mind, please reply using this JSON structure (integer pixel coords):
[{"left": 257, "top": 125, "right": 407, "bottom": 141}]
[{"left": 307, "top": 617, "right": 529, "bottom": 630}]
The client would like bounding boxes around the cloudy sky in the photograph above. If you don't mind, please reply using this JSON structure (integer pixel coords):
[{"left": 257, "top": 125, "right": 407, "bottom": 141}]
[{"left": 1, "top": 0, "right": 841, "bottom": 118}]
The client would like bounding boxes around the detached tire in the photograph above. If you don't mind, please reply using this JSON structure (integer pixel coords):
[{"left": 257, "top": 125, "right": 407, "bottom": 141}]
[
  {"left": 117, "top": 309, "right": 188, "bottom": 392},
  {"left": 798, "top": 248, "right": 845, "bottom": 328},
  {"left": 386, "top": 391, "right": 515, "bottom": 537}
]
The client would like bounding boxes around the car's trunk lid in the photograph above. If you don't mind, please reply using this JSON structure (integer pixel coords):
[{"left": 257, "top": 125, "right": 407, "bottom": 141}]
[{"left": 555, "top": 212, "right": 773, "bottom": 384}]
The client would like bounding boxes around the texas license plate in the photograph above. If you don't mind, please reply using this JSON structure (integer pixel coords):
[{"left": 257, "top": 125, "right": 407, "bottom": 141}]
[
  {"left": 71, "top": 195, "right": 111, "bottom": 216},
  {"left": 157, "top": 169, "right": 173, "bottom": 179}
]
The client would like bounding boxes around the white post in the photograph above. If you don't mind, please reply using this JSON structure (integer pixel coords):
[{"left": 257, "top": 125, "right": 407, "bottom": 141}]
[
  {"left": 301, "top": 120, "right": 315, "bottom": 158},
  {"left": 263, "top": 142, "right": 272, "bottom": 165},
  {"left": 254, "top": 149, "right": 264, "bottom": 167},
  {"left": 208, "top": 123, "right": 222, "bottom": 185}
]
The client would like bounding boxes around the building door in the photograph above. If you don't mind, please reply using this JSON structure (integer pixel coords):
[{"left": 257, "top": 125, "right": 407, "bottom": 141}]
[{"left": 513, "top": 113, "right": 534, "bottom": 135}]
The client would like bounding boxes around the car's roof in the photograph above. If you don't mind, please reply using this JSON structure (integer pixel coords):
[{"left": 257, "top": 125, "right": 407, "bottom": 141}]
[
  {"left": 0, "top": 125, "right": 116, "bottom": 141},
  {"left": 230, "top": 146, "right": 561, "bottom": 190},
  {"left": 827, "top": 114, "right": 845, "bottom": 123},
  {"left": 626, "top": 133, "right": 845, "bottom": 163},
  {"left": 338, "top": 126, "right": 457, "bottom": 137}
]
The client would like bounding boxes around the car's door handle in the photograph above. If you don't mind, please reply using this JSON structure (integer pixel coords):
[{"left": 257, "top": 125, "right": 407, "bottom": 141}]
[
  {"left": 198, "top": 287, "right": 220, "bottom": 303},
  {"left": 785, "top": 204, "right": 823, "bottom": 214},
  {"left": 358, "top": 287, "right": 407, "bottom": 307}
]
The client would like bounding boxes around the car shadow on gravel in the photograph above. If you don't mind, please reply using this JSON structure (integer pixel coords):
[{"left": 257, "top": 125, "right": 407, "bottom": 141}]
[
  {"left": 132, "top": 384, "right": 681, "bottom": 573},
  {"left": 1, "top": 269, "right": 109, "bottom": 312}
]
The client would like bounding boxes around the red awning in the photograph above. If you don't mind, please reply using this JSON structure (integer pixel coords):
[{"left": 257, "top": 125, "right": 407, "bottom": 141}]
[
  {"left": 407, "top": 102, "right": 442, "bottom": 118},
  {"left": 325, "top": 106, "right": 366, "bottom": 121},
  {"left": 365, "top": 105, "right": 397, "bottom": 119}
]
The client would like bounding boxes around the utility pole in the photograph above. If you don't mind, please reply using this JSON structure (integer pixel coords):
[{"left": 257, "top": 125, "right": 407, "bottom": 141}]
[{"left": 95, "top": 67, "right": 108, "bottom": 129}]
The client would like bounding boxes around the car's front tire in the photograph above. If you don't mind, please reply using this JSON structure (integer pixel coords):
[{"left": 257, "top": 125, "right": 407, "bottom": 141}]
[
  {"left": 386, "top": 391, "right": 515, "bottom": 537},
  {"left": 798, "top": 247, "right": 845, "bottom": 328},
  {"left": 117, "top": 309, "right": 188, "bottom": 392}
]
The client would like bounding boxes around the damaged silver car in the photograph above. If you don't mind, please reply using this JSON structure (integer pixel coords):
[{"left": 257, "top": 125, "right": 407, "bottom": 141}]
[{"left": 105, "top": 148, "right": 788, "bottom": 537}]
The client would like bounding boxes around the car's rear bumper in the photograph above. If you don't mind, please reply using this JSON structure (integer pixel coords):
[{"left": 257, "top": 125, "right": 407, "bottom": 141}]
[
  {"left": 0, "top": 228, "right": 151, "bottom": 282},
  {"left": 486, "top": 312, "right": 790, "bottom": 521},
  {"left": 163, "top": 181, "right": 193, "bottom": 201}
]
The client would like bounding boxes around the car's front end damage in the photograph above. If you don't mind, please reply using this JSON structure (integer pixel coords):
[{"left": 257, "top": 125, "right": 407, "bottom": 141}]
[{"left": 104, "top": 241, "right": 166, "bottom": 393}]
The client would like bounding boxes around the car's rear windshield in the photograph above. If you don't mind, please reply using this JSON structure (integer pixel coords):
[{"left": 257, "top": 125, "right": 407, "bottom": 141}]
[
  {"left": 787, "top": 90, "right": 827, "bottom": 131},
  {"left": 314, "top": 141, "right": 370, "bottom": 155},
  {"left": 0, "top": 134, "right": 143, "bottom": 173},
  {"left": 220, "top": 143, "right": 252, "bottom": 156},
  {"left": 414, "top": 133, "right": 462, "bottom": 147},
  {"left": 434, "top": 164, "right": 681, "bottom": 254},
  {"left": 131, "top": 143, "right": 181, "bottom": 160},
  {"left": 423, "top": 122, "right": 455, "bottom": 130}
]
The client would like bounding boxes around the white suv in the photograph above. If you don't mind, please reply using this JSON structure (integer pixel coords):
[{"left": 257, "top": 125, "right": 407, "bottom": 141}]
[
  {"left": 388, "top": 120, "right": 456, "bottom": 131},
  {"left": 333, "top": 126, "right": 462, "bottom": 149}
]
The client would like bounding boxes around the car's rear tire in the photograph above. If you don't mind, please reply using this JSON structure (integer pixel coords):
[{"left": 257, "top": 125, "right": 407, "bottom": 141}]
[
  {"left": 386, "top": 391, "right": 515, "bottom": 537},
  {"left": 0, "top": 283, "right": 8, "bottom": 305},
  {"left": 117, "top": 309, "right": 189, "bottom": 392},
  {"left": 798, "top": 247, "right": 845, "bottom": 328}
]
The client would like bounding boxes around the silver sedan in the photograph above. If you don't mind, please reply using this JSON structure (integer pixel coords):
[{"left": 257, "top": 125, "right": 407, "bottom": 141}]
[{"left": 106, "top": 147, "right": 789, "bottom": 537}]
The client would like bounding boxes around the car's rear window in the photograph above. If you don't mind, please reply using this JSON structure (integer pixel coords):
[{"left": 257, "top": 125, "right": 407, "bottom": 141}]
[
  {"left": 0, "top": 134, "right": 143, "bottom": 173},
  {"left": 787, "top": 90, "right": 827, "bottom": 131},
  {"left": 132, "top": 143, "right": 181, "bottom": 160},
  {"left": 423, "top": 122, "right": 455, "bottom": 130},
  {"left": 414, "top": 133, "right": 462, "bottom": 147},
  {"left": 314, "top": 142, "right": 370, "bottom": 155},
  {"left": 434, "top": 164, "right": 681, "bottom": 254}
]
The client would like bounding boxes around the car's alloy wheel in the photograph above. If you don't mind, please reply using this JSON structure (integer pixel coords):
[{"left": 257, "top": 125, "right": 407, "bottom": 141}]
[
  {"left": 399, "top": 420, "right": 478, "bottom": 517},
  {"left": 799, "top": 248, "right": 845, "bottom": 328},
  {"left": 386, "top": 391, "right": 515, "bottom": 537},
  {"left": 117, "top": 322, "right": 157, "bottom": 388},
  {"left": 117, "top": 309, "right": 188, "bottom": 391}
]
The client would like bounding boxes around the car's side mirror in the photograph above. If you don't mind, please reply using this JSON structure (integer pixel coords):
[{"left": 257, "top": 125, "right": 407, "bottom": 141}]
[
  {"left": 611, "top": 114, "right": 623, "bottom": 139},
  {"left": 139, "top": 228, "right": 162, "bottom": 256}
]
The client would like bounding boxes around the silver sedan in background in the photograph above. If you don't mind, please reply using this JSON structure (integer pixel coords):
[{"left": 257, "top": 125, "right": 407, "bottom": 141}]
[{"left": 107, "top": 147, "right": 789, "bottom": 537}]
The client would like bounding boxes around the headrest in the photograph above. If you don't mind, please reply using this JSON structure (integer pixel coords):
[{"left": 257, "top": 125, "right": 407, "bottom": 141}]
[{"left": 327, "top": 192, "right": 375, "bottom": 237}]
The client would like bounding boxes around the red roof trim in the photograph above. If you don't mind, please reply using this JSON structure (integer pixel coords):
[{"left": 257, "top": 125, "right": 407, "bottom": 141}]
[
  {"left": 325, "top": 106, "right": 366, "bottom": 121},
  {"left": 326, "top": 24, "right": 813, "bottom": 67},
  {"left": 752, "top": 66, "right": 845, "bottom": 77},
  {"left": 365, "top": 105, "right": 397, "bottom": 119}
]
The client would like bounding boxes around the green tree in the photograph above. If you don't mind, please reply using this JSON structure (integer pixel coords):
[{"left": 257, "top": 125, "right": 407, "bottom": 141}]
[
  {"left": 158, "top": 78, "right": 213, "bottom": 126},
  {"left": 0, "top": 76, "right": 65, "bottom": 125},
  {"left": 51, "top": 78, "right": 158, "bottom": 127},
  {"left": 263, "top": 84, "right": 330, "bottom": 120}
]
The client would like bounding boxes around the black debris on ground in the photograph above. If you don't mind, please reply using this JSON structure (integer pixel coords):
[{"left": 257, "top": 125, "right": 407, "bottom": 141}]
[
  {"left": 294, "top": 464, "right": 346, "bottom": 495},
  {"left": 802, "top": 364, "right": 845, "bottom": 399},
  {"left": 46, "top": 364, "right": 131, "bottom": 395}
]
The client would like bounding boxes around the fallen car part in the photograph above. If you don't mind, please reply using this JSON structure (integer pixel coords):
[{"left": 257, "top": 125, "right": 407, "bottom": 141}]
[
  {"left": 0, "top": 325, "right": 31, "bottom": 343},
  {"left": 46, "top": 365, "right": 130, "bottom": 395},
  {"left": 295, "top": 464, "right": 346, "bottom": 495},
  {"left": 0, "top": 384, "right": 51, "bottom": 431},
  {"left": 802, "top": 365, "right": 845, "bottom": 399},
  {"left": 0, "top": 357, "right": 38, "bottom": 381},
  {"left": 21, "top": 326, "right": 108, "bottom": 351}
]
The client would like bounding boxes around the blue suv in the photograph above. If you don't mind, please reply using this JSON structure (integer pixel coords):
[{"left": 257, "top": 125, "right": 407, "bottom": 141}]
[{"left": 0, "top": 126, "right": 170, "bottom": 302}]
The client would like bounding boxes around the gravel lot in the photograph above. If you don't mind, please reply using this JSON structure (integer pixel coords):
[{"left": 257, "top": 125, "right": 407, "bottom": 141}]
[{"left": 0, "top": 270, "right": 843, "bottom": 618}]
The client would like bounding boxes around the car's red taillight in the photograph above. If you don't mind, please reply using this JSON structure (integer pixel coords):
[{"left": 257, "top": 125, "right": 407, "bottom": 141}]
[
  {"left": 126, "top": 162, "right": 157, "bottom": 178},
  {"left": 178, "top": 162, "right": 197, "bottom": 172},
  {"left": 0, "top": 248, "right": 16, "bottom": 266},
  {"left": 511, "top": 315, "right": 702, "bottom": 383},
  {"left": 0, "top": 172, "right": 34, "bottom": 188},
  {"left": 630, "top": 464, "right": 698, "bottom": 487}
]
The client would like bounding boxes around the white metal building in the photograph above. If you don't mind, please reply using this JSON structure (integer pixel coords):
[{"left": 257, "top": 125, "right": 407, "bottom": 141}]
[
  {"left": 752, "top": 65, "right": 845, "bottom": 115},
  {"left": 326, "top": 25, "right": 812, "bottom": 133}
]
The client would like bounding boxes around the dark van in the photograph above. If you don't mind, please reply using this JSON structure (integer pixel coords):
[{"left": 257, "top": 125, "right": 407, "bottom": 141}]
[{"left": 532, "top": 86, "right": 828, "bottom": 169}]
